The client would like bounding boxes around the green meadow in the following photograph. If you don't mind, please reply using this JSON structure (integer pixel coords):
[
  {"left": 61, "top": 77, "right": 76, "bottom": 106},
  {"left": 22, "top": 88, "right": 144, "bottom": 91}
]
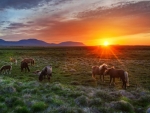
[{"left": 0, "top": 46, "right": 150, "bottom": 113}]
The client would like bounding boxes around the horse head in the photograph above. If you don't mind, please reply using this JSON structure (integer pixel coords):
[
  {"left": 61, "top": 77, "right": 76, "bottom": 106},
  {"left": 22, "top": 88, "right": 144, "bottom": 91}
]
[
  {"left": 39, "top": 73, "right": 43, "bottom": 81},
  {"left": 104, "top": 68, "right": 112, "bottom": 75}
]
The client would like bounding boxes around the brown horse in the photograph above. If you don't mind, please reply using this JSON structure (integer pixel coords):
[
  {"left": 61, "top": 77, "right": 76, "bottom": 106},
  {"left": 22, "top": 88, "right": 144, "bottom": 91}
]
[
  {"left": 0, "top": 65, "right": 12, "bottom": 74},
  {"left": 104, "top": 67, "right": 129, "bottom": 89},
  {"left": 92, "top": 63, "right": 108, "bottom": 81},
  {"left": 10, "top": 57, "right": 17, "bottom": 65},
  {"left": 22, "top": 58, "right": 34, "bottom": 66},
  {"left": 21, "top": 61, "right": 30, "bottom": 72}
]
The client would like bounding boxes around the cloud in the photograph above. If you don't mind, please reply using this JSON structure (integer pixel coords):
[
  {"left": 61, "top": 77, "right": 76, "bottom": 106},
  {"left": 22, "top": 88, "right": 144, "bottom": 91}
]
[
  {"left": 0, "top": 0, "right": 72, "bottom": 10},
  {"left": 77, "top": 1, "right": 150, "bottom": 19},
  {"left": 6, "top": 23, "right": 29, "bottom": 29}
]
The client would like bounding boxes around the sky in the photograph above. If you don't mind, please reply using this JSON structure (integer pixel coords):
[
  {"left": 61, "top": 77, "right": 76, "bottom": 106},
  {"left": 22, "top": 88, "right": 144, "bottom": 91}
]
[{"left": 0, "top": 0, "right": 150, "bottom": 45}]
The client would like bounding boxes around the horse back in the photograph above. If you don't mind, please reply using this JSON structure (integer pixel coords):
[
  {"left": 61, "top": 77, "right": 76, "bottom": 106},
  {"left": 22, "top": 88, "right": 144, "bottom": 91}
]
[
  {"left": 110, "top": 69, "right": 125, "bottom": 78},
  {"left": 92, "top": 66, "right": 100, "bottom": 74}
]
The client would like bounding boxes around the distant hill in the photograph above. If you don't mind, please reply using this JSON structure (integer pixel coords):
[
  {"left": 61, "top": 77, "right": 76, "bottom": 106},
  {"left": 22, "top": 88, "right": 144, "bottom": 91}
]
[
  {"left": 0, "top": 39, "right": 85, "bottom": 46},
  {"left": 58, "top": 41, "right": 85, "bottom": 46}
]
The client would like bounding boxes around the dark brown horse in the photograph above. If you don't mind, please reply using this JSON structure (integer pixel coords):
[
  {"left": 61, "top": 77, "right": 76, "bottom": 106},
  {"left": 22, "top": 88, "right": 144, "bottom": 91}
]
[
  {"left": 104, "top": 67, "right": 129, "bottom": 89},
  {"left": 0, "top": 65, "right": 12, "bottom": 74},
  {"left": 38, "top": 65, "right": 52, "bottom": 82},
  {"left": 22, "top": 58, "right": 34, "bottom": 66},
  {"left": 21, "top": 61, "right": 30, "bottom": 72},
  {"left": 92, "top": 63, "right": 108, "bottom": 81}
]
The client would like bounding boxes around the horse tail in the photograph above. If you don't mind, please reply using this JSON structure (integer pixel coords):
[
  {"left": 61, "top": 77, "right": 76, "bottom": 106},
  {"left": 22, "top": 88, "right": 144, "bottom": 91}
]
[{"left": 124, "top": 71, "right": 129, "bottom": 86}]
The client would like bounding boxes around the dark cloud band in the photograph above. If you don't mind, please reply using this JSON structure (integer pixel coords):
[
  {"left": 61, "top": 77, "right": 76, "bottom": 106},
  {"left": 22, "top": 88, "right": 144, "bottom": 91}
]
[{"left": 0, "top": 0, "right": 72, "bottom": 9}]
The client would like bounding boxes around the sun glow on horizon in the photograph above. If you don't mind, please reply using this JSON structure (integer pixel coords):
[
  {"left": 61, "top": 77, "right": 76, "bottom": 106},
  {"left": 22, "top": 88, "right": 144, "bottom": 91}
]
[{"left": 103, "top": 41, "right": 109, "bottom": 46}]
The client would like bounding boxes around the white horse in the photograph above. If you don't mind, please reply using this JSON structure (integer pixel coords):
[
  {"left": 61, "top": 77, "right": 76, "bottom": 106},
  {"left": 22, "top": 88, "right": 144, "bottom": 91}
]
[
  {"left": 92, "top": 63, "right": 108, "bottom": 81},
  {"left": 10, "top": 57, "right": 17, "bottom": 65}
]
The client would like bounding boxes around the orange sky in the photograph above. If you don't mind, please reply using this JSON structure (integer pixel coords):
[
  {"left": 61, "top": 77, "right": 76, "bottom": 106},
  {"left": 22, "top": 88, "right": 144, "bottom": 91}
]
[{"left": 0, "top": 0, "right": 150, "bottom": 45}]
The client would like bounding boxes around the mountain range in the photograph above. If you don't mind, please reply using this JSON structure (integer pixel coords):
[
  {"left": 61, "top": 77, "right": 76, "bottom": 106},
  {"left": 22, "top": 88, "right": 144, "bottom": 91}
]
[{"left": 0, "top": 39, "right": 85, "bottom": 46}]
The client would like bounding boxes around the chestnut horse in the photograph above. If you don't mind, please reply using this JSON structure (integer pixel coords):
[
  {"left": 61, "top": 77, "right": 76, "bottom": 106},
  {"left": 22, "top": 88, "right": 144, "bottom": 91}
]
[
  {"left": 92, "top": 63, "right": 108, "bottom": 81},
  {"left": 0, "top": 65, "right": 12, "bottom": 74},
  {"left": 38, "top": 65, "right": 52, "bottom": 82},
  {"left": 22, "top": 58, "right": 34, "bottom": 66},
  {"left": 21, "top": 61, "right": 30, "bottom": 72},
  {"left": 104, "top": 67, "right": 129, "bottom": 89},
  {"left": 10, "top": 57, "right": 17, "bottom": 65}
]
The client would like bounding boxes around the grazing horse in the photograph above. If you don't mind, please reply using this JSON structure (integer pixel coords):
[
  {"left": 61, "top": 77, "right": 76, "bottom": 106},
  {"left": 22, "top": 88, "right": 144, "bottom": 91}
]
[
  {"left": 21, "top": 61, "right": 30, "bottom": 72},
  {"left": 38, "top": 65, "right": 52, "bottom": 82},
  {"left": 22, "top": 58, "right": 34, "bottom": 66},
  {"left": 92, "top": 63, "right": 108, "bottom": 81},
  {"left": 104, "top": 67, "right": 129, "bottom": 89},
  {"left": 0, "top": 65, "right": 12, "bottom": 74},
  {"left": 10, "top": 57, "right": 17, "bottom": 65}
]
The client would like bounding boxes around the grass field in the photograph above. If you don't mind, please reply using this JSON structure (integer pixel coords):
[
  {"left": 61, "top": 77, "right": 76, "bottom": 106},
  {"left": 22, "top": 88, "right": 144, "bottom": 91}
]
[{"left": 0, "top": 46, "right": 150, "bottom": 113}]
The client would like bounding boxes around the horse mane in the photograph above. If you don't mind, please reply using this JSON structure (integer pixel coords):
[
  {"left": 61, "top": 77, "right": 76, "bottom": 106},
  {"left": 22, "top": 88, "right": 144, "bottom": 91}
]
[{"left": 99, "top": 63, "right": 107, "bottom": 71}]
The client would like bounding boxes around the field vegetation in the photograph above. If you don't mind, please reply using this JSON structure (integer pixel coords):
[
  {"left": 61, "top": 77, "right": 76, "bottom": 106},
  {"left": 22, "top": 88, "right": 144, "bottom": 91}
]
[{"left": 0, "top": 46, "right": 150, "bottom": 113}]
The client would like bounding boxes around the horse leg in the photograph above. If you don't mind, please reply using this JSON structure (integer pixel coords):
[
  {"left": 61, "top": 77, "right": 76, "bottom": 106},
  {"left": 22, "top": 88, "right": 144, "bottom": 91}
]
[
  {"left": 99, "top": 75, "right": 102, "bottom": 81},
  {"left": 102, "top": 74, "right": 105, "bottom": 82},
  {"left": 123, "top": 80, "right": 126, "bottom": 89},
  {"left": 47, "top": 75, "right": 50, "bottom": 82},
  {"left": 6, "top": 70, "right": 8, "bottom": 74},
  {"left": 3, "top": 70, "right": 5, "bottom": 74},
  {"left": 113, "top": 78, "right": 116, "bottom": 85},
  {"left": 110, "top": 76, "right": 112, "bottom": 86},
  {"left": 121, "top": 78, "right": 126, "bottom": 89},
  {"left": 92, "top": 74, "right": 96, "bottom": 80},
  {"left": 27, "top": 66, "right": 30, "bottom": 72}
]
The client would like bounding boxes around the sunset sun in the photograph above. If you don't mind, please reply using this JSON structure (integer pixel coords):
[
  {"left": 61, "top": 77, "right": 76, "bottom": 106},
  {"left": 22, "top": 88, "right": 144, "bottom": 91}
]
[{"left": 103, "top": 41, "right": 109, "bottom": 46}]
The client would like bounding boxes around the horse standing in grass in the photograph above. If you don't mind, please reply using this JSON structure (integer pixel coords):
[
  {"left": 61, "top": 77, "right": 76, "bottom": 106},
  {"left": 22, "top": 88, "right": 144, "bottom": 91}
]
[
  {"left": 0, "top": 65, "right": 12, "bottom": 74},
  {"left": 10, "top": 57, "right": 17, "bottom": 65},
  {"left": 37, "top": 65, "right": 52, "bottom": 82},
  {"left": 21, "top": 61, "right": 30, "bottom": 72},
  {"left": 92, "top": 63, "right": 108, "bottom": 81},
  {"left": 104, "top": 67, "right": 129, "bottom": 89},
  {"left": 22, "top": 58, "right": 34, "bottom": 66}
]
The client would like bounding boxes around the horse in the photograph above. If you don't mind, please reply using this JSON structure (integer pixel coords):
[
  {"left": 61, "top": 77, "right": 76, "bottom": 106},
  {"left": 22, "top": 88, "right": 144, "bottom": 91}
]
[
  {"left": 38, "top": 65, "right": 52, "bottom": 82},
  {"left": 22, "top": 58, "right": 34, "bottom": 66},
  {"left": 92, "top": 63, "right": 108, "bottom": 81},
  {"left": 10, "top": 57, "right": 17, "bottom": 65},
  {"left": 104, "top": 67, "right": 129, "bottom": 89},
  {"left": 21, "top": 61, "right": 30, "bottom": 72},
  {"left": 0, "top": 65, "right": 12, "bottom": 74}
]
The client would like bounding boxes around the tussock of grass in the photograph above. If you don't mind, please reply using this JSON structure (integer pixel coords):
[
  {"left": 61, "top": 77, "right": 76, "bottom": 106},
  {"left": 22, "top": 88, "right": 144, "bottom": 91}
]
[
  {"left": 0, "top": 103, "right": 7, "bottom": 113},
  {"left": 14, "top": 106, "right": 29, "bottom": 113},
  {"left": 136, "top": 95, "right": 150, "bottom": 107},
  {"left": 31, "top": 101, "right": 47, "bottom": 112},
  {"left": 120, "top": 96, "right": 131, "bottom": 103},
  {"left": 75, "top": 95, "right": 89, "bottom": 107},
  {"left": 94, "top": 90, "right": 116, "bottom": 101},
  {"left": 51, "top": 106, "right": 83, "bottom": 113},
  {"left": 107, "top": 100, "right": 134, "bottom": 113},
  {"left": 89, "top": 98, "right": 102, "bottom": 107}
]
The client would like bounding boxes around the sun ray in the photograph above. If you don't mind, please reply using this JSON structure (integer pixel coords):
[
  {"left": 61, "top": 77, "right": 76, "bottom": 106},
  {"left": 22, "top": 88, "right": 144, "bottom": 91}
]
[{"left": 108, "top": 47, "right": 127, "bottom": 70}]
